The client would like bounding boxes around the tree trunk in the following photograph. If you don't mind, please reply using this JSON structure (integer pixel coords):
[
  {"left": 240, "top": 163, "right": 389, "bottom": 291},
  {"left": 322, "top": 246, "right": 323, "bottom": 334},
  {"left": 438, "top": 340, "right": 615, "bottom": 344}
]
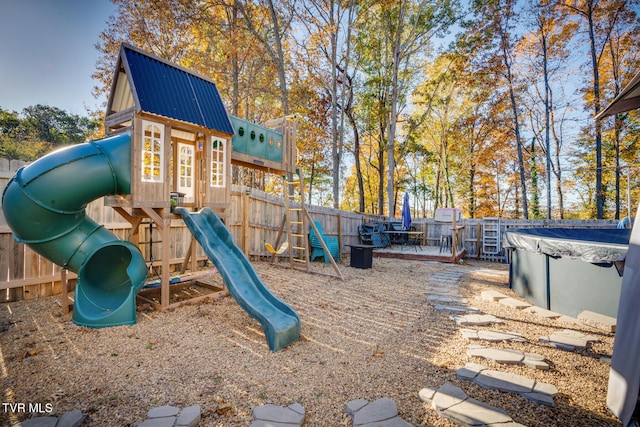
[
  {"left": 542, "top": 30, "right": 552, "bottom": 219},
  {"left": 586, "top": 3, "right": 604, "bottom": 218},
  {"left": 346, "top": 110, "right": 364, "bottom": 213},
  {"left": 506, "top": 70, "right": 528, "bottom": 218},
  {"left": 377, "top": 139, "right": 386, "bottom": 215},
  {"left": 329, "top": 0, "right": 341, "bottom": 209}
]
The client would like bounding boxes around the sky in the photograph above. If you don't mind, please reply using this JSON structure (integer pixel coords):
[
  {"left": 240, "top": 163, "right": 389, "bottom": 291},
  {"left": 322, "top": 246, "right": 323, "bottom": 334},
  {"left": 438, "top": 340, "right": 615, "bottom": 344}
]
[{"left": 0, "top": 0, "right": 117, "bottom": 116}]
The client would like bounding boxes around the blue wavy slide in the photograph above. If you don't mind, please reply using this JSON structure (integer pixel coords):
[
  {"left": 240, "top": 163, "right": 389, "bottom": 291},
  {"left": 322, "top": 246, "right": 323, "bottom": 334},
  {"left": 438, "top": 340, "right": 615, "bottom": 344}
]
[{"left": 175, "top": 207, "right": 300, "bottom": 352}]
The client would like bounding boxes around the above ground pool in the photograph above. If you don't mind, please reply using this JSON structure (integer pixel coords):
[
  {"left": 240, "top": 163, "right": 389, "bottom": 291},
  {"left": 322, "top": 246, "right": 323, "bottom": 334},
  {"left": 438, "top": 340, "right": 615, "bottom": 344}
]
[{"left": 503, "top": 228, "right": 630, "bottom": 318}]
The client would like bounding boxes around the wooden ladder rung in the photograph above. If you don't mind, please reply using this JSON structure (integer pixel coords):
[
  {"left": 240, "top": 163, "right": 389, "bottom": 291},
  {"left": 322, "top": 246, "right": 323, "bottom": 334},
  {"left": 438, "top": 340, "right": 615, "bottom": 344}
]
[
  {"left": 292, "top": 246, "right": 306, "bottom": 251},
  {"left": 292, "top": 258, "right": 306, "bottom": 263}
]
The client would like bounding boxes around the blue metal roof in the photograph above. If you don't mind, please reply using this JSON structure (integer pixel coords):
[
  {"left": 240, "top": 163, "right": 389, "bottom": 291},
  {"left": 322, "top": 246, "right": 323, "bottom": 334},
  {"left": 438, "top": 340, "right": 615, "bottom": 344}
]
[{"left": 122, "top": 44, "right": 234, "bottom": 135}]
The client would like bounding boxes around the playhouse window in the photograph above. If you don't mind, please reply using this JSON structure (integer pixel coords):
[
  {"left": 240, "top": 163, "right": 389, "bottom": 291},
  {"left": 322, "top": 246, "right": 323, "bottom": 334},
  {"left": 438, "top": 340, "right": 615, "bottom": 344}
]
[
  {"left": 142, "top": 120, "right": 163, "bottom": 182},
  {"left": 211, "top": 137, "right": 226, "bottom": 187}
]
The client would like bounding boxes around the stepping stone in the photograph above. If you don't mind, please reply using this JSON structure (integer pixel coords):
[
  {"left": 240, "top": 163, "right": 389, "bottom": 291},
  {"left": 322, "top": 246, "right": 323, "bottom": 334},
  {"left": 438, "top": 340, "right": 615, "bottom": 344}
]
[
  {"left": 539, "top": 329, "right": 599, "bottom": 351},
  {"left": 450, "top": 314, "right": 503, "bottom": 326},
  {"left": 345, "top": 397, "right": 411, "bottom": 426},
  {"left": 499, "top": 297, "right": 532, "bottom": 309},
  {"left": 58, "top": 410, "right": 84, "bottom": 427},
  {"left": 578, "top": 310, "right": 616, "bottom": 333},
  {"left": 468, "top": 345, "right": 524, "bottom": 364},
  {"left": 434, "top": 304, "right": 480, "bottom": 313},
  {"left": 251, "top": 403, "right": 305, "bottom": 427},
  {"left": 176, "top": 405, "right": 201, "bottom": 427},
  {"left": 457, "top": 363, "right": 557, "bottom": 406},
  {"left": 467, "top": 345, "right": 549, "bottom": 369},
  {"left": 427, "top": 295, "right": 469, "bottom": 304},
  {"left": 148, "top": 406, "right": 181, "bottom": 418},
  {"left": 419, "top": 382, "right": 526, "bottom": 427},
  {"left": 12, "top": 418, "right": 59, "bottom": 427},
  {"left": 556, "top": 315, "right": 584, "bottom": 325},
  {"left": 427, "top": 281, "right": 460, "bottom": 290},
  {"left": 460, "top": 328, "right": 526, "bottom": 343},
  {"left": 138, "top": 406, "right": 201, "bottom": 427},
  {"left": 480, "top": 290, "right": 509, "bottom": 301},
  {"left": 426, "top": 290, "right": 464, "bottom": 300},
  {"left": 138, "top": 417, "right": 176, "bottom": 427},
  {"left": 523, "top": 306, "right": 561, "bottom": 319},
  {"left": 472, "top": 268, "right": 509, "bottom": 279}
]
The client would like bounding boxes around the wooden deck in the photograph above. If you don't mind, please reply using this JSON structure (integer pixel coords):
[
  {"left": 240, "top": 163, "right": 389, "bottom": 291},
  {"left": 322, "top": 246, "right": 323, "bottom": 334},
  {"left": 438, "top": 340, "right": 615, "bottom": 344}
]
[{"left": 372, "top": 244, "right": 466, "bottom": 263}]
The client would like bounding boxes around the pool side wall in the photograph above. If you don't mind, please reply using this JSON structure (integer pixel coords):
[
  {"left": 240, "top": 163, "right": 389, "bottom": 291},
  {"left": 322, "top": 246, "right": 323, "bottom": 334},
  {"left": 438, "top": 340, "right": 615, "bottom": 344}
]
[
  {"left": 510, "top": 249, "right": 622, "bottom": 318},
  {"left": 507, "top": 229, "right": 626, "bottom": 319}
]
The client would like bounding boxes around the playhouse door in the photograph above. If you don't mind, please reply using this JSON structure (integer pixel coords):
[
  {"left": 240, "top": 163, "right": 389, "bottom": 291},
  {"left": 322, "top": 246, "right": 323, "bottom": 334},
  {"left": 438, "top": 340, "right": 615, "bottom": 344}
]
[{"left": 177, "top": 142, "right": 196, "bottom": 204}]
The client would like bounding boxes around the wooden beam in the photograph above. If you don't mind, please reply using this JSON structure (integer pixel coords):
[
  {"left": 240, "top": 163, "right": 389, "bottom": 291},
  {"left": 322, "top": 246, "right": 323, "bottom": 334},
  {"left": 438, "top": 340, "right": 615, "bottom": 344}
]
[
  {"left": 0, "top": 272, "right": 77, "bottom": 291},
  {"left": 140, "top": 207, "right": 165, "bottom": 228},
  {"left": 241, "top": 192, "right": 250, "bottom": 256},
  {"left": 306, "top": 209, "right": 344, "bottom": 280},
  {"left": 61, "top": 269, "right": 70, "bottom": 314}
]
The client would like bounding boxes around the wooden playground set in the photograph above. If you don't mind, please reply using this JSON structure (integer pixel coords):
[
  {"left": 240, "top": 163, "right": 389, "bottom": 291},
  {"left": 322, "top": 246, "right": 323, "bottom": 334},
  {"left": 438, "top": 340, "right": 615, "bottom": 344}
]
[
  {"left": 1, "top": 43, "right": 341, "bottom": 352},
  {"left": 102, "top": 43, "right": 343, "bottom": 307}
]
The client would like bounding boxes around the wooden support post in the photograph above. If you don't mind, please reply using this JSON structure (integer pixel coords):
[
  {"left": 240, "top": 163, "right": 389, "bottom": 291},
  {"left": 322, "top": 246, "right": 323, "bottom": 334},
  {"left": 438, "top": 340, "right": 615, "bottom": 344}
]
[
  {"left": 337, "top": 214, "right": 342, "bottom": 255},
  {"left": 180, "top": 239, "right": 193, "bottom": 274},
  {"left": 422, "top": 222, "right": 427, "bottom": 246},
  {"left": 61, "top": 268, "right": 70, "bottom": 314},
  {"left": 272, "top": 214, "right": 287, "bottom": 263},
  {"left": 140, "top": 207, "right": 171, "bottom": 310},
  {"left": 241, "top": 191, "right": 250, "bottom": 256},
  {"left": 476, "top": 223, "right": 482, "bottom": 258},
  {"left": 190, "top": 236, "right": 198, "bottom": 272},
  {"left": 306, "top": 209, "right": 344, "bottom": 280},
  {"left": 451, "top": 214, "right": 458, "bottom": 256},
  {"left": 113, "top": 207, "right": 143, "bottom": 243},
  {"left": 161, "top": 216, "right": 170, "bottom": 308}
]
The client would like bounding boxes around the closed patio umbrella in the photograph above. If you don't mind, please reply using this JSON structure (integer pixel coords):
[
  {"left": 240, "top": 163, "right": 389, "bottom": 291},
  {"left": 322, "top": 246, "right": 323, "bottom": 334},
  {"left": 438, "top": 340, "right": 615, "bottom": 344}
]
[{"left": 402, "top": 193, "right": 411, "bottom": 230}]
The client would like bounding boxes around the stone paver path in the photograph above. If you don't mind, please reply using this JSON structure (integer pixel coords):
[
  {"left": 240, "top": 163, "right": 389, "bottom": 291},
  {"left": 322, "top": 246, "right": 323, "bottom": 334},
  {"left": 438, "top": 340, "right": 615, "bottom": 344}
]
[
  {"left": 522, "top": 306, "right": 562, "bottom": 319},
  {"left": 9, "top": 410, "right": 83, "bottom": 427},
  {"left": 450, "top": 313, "right": 503, "bottom": 326},
  {"left": 460, "top": 328, "right": 527, "bottom": 343},
  {"left": 250, "top": 403, "right": 305, "bottom": 427},
  {"left": 467, "top": 345, "right": 549, "bottom": 370},
  {"left": 137, "top": 405, "right": 201, "bottom": 427},
  {"left": 419, "top": 382, "right": 526, "bottom": 427},
  {"left": 539, "top": 329, "right": 599, "bottom": 352},
  {"left": 499, "top": 297, "right": 532, "bottom": 309},
  {"left": 457, "top": 362, "right": 557, "bottom": 406},
  {"left": 427, "top": 295, "right": 469, "bottom": 304},
  {"left": 434, "top": 304, "right": 480, "bottom": 313},
  {"left": 346, "top": 397, "right": 411, "bottom": 426},
  {"left": 578, "top": 310, "right": 616, "bottom": 333}
]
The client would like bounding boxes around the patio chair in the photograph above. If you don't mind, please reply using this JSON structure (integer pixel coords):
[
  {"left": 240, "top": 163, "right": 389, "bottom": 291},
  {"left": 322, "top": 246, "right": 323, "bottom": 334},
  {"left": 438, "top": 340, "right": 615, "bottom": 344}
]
[
  {"left": 309, "top": 221, "right": 340, "bottom": 263},
  {"left": 358, "top": 222, "right": 390, "bottom": 247},
  {"left": 386, "top": 221, "right": 409, "bottom": 245}
]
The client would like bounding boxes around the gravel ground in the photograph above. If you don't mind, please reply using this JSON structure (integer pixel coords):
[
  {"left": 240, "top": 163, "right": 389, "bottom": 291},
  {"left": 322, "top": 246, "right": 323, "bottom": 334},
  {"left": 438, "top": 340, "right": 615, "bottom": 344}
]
[{"left": 0, "top": 258, "right": 621, "bottom": 426}]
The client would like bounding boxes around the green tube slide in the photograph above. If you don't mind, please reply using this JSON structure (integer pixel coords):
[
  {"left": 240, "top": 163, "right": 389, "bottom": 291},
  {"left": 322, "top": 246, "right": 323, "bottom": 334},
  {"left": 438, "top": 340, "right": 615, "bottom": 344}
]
[{"left": 1, "top": 132, "right": 148, "bottom": 327}]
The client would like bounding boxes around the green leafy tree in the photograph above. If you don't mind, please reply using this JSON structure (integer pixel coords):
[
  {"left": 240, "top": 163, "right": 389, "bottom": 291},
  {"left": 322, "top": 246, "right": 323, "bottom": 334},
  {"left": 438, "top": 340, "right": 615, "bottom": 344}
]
[{"left": 0, "top": 106, "right": 99, "bottom": 161}]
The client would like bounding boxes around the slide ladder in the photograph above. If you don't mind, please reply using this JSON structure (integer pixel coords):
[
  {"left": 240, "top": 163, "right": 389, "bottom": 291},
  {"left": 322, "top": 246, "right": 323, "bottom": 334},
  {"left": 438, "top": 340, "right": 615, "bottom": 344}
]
[
  {"left": 284, "top": 171, "right": 310, "bottom": 271},
  {"left": 278, "top": 170, "right": 343, "bottom": 280}
]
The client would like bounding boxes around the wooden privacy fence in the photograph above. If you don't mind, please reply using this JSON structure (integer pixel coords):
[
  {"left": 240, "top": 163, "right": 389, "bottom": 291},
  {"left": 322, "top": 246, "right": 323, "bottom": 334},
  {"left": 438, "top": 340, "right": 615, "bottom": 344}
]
[{"left": 0, "top": 157, "right": 622, "bottom": 302}]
